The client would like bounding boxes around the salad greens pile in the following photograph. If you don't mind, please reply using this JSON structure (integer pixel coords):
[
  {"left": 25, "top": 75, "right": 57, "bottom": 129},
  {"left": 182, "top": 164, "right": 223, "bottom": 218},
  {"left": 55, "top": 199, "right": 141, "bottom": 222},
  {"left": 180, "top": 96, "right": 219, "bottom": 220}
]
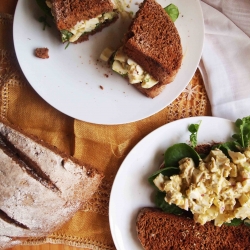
[
  {"left": 188, "top": 121, "right": 201, "bottom": 148},
  {"left": 36, "top": 0, "right": 53, "bottom": 30},
  {"left": 164, "top": 3, "right": 179, "bottom": 22},
  {"left": 148, "top": 116, "right": 250, "bottom": 226}
]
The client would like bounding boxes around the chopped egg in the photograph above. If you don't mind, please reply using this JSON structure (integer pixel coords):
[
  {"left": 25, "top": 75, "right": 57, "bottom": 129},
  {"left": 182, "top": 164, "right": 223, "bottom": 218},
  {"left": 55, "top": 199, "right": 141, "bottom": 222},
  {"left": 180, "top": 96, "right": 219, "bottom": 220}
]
[
  {"left": 109, "top": 47, "right": 159, "bottom": 88},
  {"left": 99, "top": 48, "right": 115, "bottom": 62},
  {"left": 154, "top": 148, "right": 250, "bottom": 226},
  {"left": 67, "top": 12, "right": 117, "bottom": 42}
]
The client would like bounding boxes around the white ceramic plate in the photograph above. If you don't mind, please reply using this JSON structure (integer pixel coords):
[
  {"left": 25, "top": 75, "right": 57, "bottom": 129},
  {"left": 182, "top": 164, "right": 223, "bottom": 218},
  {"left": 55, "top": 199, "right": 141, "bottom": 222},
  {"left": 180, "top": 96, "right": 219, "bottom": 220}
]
[
  {"left": 109, "top": 116, "right": 235, "bottom": 249},
  {"left": 13, "top": 0, "right": 204, "bottom": 125}
]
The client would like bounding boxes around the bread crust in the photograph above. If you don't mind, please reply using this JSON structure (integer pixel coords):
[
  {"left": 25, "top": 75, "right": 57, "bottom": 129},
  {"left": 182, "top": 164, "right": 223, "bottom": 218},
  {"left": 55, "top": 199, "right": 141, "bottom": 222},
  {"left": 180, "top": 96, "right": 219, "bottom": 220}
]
[
  {"left": 50, "top": 0, "right": 116, "bottom": 30},
  {"left": 123, "top": 0, "right": 182, "bottom": 98},
  {"left": 137, "top": 208, "right": 250, "bottom": 250},
  {"left": 132, "top": 82, "right": 166, "bottom": 98}
]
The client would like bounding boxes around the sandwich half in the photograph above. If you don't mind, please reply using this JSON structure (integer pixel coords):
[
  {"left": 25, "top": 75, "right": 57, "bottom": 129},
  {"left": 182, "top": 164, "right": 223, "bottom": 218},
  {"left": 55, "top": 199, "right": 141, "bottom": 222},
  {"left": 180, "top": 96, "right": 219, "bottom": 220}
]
[
  {"left": 44, "top": 0, "right": 119, "bottom": 43},
  {"left": 100, "top": 0, "right": 182, "bottom": 98}
]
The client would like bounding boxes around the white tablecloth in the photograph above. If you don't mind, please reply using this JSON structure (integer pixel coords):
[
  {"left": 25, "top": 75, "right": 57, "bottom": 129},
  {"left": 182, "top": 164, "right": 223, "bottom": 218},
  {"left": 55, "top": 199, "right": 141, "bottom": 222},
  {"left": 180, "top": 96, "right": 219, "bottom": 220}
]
[{"left": 200, "top": 0, "right": 250, "bottom": 121}]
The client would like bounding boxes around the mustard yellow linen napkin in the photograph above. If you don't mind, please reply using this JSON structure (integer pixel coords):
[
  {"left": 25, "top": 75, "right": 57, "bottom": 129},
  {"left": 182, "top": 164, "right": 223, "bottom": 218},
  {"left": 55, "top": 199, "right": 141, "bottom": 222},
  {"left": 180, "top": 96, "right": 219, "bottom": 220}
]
[{"left": 0, "top": 13, "right": 211, "bottom": 250}]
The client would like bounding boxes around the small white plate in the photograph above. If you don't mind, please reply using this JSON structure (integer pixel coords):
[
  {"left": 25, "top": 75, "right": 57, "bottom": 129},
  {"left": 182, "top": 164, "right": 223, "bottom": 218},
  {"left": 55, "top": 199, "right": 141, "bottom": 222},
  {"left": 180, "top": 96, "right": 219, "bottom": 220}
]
[
  {"left": 109, "top": 116, "right": 235, "bottom": 249},
  {"left": 13, "top": 0, "right": 204, "bottom": 125}
]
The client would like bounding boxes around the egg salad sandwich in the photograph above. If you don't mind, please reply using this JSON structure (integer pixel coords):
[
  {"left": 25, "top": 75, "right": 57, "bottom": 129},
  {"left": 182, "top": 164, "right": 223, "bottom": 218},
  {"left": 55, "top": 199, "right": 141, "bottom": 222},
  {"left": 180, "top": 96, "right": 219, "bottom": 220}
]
[
  {"left": 100, "top": 0, "right": 182, "bottom": 98},
  {"left": 41, "top": 0, "right": 119, "bottom": 43}
]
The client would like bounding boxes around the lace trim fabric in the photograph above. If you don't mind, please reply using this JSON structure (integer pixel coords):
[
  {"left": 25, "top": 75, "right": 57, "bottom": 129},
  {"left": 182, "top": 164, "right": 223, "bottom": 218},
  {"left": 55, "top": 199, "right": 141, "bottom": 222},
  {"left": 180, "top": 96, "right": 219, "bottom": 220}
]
[
  {"left": 0, "top": 49, "right": 26, "bottom": 118},
  {"left": 22, "top": 237, "right": 116, "bottom": 250},
  {"left": 166, "top": 69, "right": 210, "bottom": 122},
  {"left": 81, "top": 179, "right": 111, "bottom": 216}
]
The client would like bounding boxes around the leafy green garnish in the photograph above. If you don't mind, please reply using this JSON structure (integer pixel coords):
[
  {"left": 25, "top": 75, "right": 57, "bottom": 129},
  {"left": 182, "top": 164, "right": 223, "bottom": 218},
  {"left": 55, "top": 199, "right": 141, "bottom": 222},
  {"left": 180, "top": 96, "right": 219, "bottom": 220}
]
[
  {"left": 61, "top": 30, "right": 73, "bottom": 43},
  {"left": 38, "top": 15, "right": 51, "bottom": 30},
  {"left": 224, "top": 218, "right": 243, "bottom": 226},
  {"left": 148, "top": 166, "right": 179, "bottom": 186},
  {"left": 212, "top": 141, "right": 241, "bottom": 158},
  {"left": 213, "top": 141, "right": 240, "bottom": 152},
  {"left": 64, "top": 42, "right": 70, "bottom": 49},
  {"left": 155, "top": 191, "right": 184, "bottom": 215},
  {"left": 232, "top": 116, "right": 250, "bottom": 150},
  {"left": 36, "top": 0, "right": 53, "bottom": 17},
  {"left": 212, "top": 116, "right": 250, "bottom": 153},
  {"left": 164, "top": 143, "right": 200, "bottom": 167},
  {"left": 188, "top": 121, "right": 201, "bottom": 148},
  {"left": 164, "top": 3, "right": 179, "bottom": 22},
  {"left": 60, "top": 30, "right": 74, "bottom": 49},
  {"left": 36, "top": 0, "right": 53, "bottom": 30}
]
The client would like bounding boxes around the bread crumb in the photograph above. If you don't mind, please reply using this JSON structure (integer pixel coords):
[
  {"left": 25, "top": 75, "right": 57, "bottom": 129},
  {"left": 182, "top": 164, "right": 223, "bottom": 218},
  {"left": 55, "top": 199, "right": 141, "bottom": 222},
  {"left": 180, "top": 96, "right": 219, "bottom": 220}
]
[
  {"left": 100, "top": 85, "right": 104, "bottom": 90},
  {"left": 35, "top": 48, "right": 49, "bottom": 59}
]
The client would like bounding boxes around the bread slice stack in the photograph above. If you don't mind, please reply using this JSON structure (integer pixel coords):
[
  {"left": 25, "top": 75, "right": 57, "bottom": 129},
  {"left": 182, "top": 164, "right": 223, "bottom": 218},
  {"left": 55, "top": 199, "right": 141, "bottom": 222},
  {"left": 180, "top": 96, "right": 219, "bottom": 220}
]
[
  {"left": 136, "top": 208, "right": 250, "bottom": 249},
  {"left": 123, "top": 0, "right": 182, "bottom": 98},
  {"left": 0, "top": 119, "right": 104, "bottom": 249},
  {"left": 106, "top": 0, "right": 182, "bottom": 98}
]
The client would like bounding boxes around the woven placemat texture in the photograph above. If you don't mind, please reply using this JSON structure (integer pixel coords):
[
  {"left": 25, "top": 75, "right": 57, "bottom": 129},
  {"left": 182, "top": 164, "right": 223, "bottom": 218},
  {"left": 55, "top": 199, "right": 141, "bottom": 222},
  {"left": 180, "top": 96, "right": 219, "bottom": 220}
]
[{"left": 0, "top": 14, "right": 211, "bottom": 250}]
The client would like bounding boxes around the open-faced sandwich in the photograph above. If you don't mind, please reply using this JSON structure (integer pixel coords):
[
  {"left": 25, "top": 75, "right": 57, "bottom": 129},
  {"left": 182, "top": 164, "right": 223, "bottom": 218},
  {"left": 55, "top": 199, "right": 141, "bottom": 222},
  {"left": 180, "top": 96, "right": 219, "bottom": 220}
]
[
  {"left": 136, "top": 116, "right": 250, "bottom": 249},
  {"left": 36, "top": 0, "right": 119, "bottom": 44},
  {"left": 100, "top": 0, "right": 182, "bottom": 98}
]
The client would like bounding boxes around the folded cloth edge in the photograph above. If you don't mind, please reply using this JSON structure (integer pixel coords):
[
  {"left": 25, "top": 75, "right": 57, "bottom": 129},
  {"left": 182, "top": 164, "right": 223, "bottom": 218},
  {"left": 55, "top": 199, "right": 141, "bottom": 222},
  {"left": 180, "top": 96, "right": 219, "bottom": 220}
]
[{"left": 200, "top": 1, "right": 250, "bottom": 121}]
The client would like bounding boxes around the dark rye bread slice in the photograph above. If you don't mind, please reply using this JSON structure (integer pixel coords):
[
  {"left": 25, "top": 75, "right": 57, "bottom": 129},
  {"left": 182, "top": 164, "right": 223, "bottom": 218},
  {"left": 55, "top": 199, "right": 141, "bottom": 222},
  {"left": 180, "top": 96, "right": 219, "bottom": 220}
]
[
  {"left": 123, "top": 0, "right": 182, "bottom": 98},
  {"left": 136, "top": 208, "right": 250, "bottom": 250},
  {"left": 0, "top": 120, "right": 103, "bottom": 205},
  {"left": 50, "top": 0, "right": 118, "bottom": 43}
]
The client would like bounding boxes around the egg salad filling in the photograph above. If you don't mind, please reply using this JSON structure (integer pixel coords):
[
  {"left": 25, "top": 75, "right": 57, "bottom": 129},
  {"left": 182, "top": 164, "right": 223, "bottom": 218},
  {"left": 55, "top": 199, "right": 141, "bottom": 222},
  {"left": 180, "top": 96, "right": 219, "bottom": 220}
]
[
  {"left": 100, "top": 47, "right": 159, "bottom": 89},
  {"left": 64, "top": 12, "right": 118, "bottom": 43},
  {"left": 45, "top": 1, "right": 117, "bottom": 43},
  {"left": 153, "top": 148, "right": 250, "bottom": 226}
]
